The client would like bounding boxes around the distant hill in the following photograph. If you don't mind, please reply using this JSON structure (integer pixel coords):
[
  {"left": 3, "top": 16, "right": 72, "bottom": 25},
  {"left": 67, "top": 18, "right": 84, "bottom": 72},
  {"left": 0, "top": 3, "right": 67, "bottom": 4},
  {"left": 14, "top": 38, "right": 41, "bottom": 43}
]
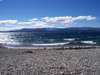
[{"left": 1, "top": 27, "right": 100, "bottom": 32}]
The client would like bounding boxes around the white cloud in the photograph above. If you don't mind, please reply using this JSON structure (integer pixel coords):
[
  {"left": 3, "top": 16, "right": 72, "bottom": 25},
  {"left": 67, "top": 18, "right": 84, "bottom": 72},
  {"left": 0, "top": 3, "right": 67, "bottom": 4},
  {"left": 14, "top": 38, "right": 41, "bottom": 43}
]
[
  {"left": 42, "top": 16, "right": 96, "bottom": 25},
  {"left": 29, "top": 18, "right": 39, "bottom": 21},
  {"left": 0, "top": 16, "right": 96, "bottom": 30},
  {"left": 0, "top": 20, "right": 18, "bottom": 25},
  {"left": 72, "top": 16, "right": 96, "bottom": 21}
]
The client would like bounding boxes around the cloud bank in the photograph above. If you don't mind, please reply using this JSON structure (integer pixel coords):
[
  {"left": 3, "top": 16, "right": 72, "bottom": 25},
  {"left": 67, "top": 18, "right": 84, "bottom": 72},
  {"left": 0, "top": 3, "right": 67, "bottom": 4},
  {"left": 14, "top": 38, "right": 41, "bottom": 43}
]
[{"left": 0, "top": 16, "right": 96, "bottom": 30}]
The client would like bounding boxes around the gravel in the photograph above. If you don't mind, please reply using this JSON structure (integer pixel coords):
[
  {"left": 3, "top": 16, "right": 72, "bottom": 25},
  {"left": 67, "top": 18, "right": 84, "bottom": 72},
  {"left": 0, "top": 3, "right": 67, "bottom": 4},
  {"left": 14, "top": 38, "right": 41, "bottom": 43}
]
[{"left": 0, "top": 48, "right": 100, "bottom": 75}]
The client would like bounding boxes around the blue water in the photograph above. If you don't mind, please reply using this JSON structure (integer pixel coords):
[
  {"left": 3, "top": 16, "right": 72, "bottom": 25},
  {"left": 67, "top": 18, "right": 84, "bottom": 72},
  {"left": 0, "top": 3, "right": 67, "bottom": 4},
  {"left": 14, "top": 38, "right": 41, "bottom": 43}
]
[{"left": 0, "top": 29, "right": 100, "bottom": 47}]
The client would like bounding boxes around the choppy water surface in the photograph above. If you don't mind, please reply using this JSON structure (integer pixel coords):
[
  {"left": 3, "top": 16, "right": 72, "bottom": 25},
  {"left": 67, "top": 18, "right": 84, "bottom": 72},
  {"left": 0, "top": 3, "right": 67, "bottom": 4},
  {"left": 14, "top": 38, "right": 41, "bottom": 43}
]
[{"left": 0, "top": 30, "right": 100, "bottom": 47}]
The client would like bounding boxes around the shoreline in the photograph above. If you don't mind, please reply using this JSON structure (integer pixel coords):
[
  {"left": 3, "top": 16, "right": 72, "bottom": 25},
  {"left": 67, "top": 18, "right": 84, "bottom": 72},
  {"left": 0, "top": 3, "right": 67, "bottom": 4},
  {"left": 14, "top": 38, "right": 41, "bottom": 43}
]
[{"left": 2, "top": 44, "right": 100, "bottom": 50}]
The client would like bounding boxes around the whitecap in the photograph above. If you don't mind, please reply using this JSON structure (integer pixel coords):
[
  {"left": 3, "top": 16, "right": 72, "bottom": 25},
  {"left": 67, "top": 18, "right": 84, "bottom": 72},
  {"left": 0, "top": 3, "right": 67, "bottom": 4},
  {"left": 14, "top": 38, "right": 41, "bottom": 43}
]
[
  {"left": 64, "top": 38, "right": 75, "bottom": 41},
  {"left": 32, "top": 42, "right": 69, "bottom": 46},
  {"left": 81, "top": 41, "right": 96, "bottom": 44}
]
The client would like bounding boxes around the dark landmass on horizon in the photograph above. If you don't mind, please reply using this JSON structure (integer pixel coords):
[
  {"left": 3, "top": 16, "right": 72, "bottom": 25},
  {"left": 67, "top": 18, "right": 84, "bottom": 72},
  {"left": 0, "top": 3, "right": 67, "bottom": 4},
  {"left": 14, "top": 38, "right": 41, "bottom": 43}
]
[{"left": 1, "top": 27, "right": 100, "bottom": 32}]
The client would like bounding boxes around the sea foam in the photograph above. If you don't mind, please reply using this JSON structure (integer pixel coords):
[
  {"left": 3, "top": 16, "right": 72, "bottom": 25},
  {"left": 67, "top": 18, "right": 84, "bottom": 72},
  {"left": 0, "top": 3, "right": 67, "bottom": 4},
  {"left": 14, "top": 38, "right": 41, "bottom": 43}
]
[{"left": 81, "top": 41, "right": 96, "bottom": 44}]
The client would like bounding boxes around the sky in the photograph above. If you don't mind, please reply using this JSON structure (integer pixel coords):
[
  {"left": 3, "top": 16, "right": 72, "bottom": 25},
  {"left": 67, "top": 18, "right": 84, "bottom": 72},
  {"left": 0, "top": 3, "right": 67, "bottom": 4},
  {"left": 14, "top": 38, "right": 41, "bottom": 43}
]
[{"left": 0, "top": 0, "right": 100, "bottom": 31}]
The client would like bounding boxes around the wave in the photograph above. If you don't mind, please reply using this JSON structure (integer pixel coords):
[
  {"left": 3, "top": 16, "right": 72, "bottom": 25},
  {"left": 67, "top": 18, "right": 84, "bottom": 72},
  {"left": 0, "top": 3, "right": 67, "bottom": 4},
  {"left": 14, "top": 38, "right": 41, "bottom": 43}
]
[
  {"left": 32, "top": 42, "right": 70, "bottom": 46},
  {"left": 3, "top": 42, "right": 70, "bottom": 49},
  {"left": 64, "top": 38, "right": 75, "bottom": 41},
  {"left": 81, "top": 41, "right": 96, "bottom": 44}
]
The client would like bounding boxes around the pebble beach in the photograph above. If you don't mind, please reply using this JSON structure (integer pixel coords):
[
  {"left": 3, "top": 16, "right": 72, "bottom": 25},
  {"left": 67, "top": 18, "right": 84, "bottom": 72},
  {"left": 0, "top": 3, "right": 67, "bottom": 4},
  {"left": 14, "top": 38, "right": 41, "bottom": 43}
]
[{"left": 0, "top": 47, "right": 100, "bottom": 75}]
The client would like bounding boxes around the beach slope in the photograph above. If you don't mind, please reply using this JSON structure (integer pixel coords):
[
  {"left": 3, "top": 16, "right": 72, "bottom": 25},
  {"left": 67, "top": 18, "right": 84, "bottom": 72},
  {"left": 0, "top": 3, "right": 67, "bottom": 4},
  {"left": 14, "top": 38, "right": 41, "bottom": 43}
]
[{"left": 0, "top": 48, "right": 100, "bottom": 75}]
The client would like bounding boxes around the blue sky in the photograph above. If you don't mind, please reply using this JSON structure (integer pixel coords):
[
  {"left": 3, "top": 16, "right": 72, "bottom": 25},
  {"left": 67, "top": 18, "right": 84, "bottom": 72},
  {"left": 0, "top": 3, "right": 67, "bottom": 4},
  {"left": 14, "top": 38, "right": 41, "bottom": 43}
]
[{"left": 0, "top": 0, "right": 100, "bottom": 31}]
